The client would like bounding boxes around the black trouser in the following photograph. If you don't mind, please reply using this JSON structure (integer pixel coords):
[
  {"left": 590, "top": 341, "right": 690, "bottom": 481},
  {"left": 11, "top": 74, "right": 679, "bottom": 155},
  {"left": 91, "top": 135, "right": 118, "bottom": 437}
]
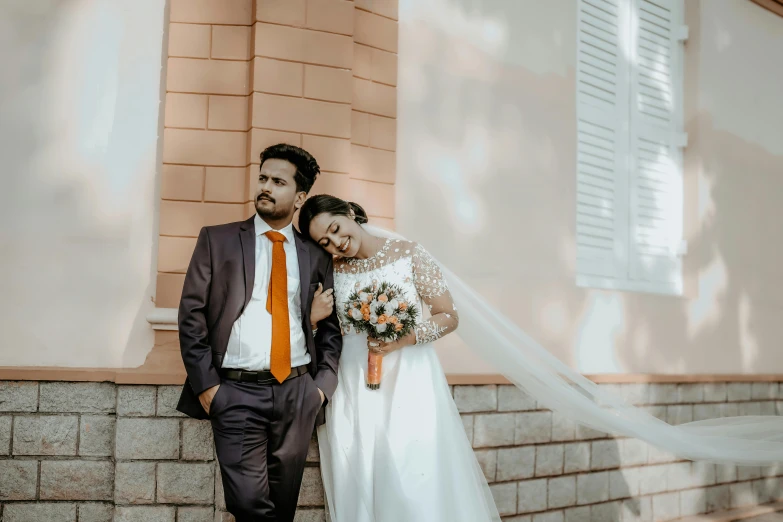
[{"left": 210, "top": 371, "right": 322, "bottom": 521}]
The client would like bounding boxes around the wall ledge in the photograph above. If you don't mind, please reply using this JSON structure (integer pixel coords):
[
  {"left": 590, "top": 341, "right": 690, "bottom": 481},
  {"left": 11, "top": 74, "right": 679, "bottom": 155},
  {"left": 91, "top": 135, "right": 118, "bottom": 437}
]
[
  {"left": 1, "top": 366, "right": 782, "bottom": 386},
  {"left": 0, "top": 366, "right": 186, "bottom": 385},
  {"left": 147, "top": 307, "right": 178, "bottom": 330},
  {"left": 447, "top": 373, "right": 783, "bottom": 385}
]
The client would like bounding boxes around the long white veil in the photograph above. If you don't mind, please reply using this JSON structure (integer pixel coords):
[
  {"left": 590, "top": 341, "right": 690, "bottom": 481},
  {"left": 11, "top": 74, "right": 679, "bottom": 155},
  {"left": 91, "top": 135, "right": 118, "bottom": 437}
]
[{"left": 363, "top": 224, "right": 783, "bottom": 465}]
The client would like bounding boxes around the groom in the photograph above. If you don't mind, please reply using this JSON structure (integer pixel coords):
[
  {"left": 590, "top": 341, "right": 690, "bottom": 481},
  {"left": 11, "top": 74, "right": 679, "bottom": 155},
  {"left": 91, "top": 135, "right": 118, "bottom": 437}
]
[{"left": 176, "top": 144, "right": 342, "bottom": 521}]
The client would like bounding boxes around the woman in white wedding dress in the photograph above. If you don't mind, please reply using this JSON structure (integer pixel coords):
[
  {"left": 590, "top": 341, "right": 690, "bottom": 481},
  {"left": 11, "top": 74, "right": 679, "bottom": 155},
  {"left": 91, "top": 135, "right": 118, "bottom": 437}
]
[
  {"left": 299, "top": 195, "right": 500, "bottom": 522},
  {"left": 300, "top": 194, "right": 783, "bottom": 522}
]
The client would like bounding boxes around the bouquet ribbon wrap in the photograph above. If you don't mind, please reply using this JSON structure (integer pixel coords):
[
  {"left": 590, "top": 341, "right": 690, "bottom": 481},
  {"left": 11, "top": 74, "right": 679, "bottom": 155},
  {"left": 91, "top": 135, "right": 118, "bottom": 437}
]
[{"left": 367, "top": 352, "right": 382, "bottom": 390}]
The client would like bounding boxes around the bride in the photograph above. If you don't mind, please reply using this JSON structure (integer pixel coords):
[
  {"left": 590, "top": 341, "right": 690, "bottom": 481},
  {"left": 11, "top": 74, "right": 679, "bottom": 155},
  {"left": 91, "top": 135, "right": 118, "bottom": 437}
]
[
  {"left": 299, "top": 194, "right": 500, "bottom": 521},
  {"left": 300, "top": 194, "right": 783, "bottom": 521}
]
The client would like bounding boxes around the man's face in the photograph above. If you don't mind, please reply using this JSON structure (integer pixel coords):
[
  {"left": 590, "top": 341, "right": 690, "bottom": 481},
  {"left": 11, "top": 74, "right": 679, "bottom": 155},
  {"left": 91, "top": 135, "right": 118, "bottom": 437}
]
[{"left": 254, "top": 159, "right": 306, "bottom": 222}]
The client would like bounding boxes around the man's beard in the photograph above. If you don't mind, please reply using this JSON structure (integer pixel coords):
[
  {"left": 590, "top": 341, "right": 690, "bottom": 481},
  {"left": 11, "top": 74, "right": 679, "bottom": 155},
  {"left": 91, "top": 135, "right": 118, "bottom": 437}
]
[{"left": 255, "top": 197, "right": 291, "bottom": 220}]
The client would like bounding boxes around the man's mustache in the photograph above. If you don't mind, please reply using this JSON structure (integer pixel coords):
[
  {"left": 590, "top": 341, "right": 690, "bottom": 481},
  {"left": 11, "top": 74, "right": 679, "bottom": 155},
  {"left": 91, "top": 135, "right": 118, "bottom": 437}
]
[{"left": 257, "top": 194, "right": 275, "bottom": 204}]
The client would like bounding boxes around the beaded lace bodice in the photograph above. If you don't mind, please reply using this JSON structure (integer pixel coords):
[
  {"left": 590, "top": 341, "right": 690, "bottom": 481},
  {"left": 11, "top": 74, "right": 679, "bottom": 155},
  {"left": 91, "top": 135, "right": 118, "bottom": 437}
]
[{"left": 334, "top": 239, "right": 458, "bottom": 345}]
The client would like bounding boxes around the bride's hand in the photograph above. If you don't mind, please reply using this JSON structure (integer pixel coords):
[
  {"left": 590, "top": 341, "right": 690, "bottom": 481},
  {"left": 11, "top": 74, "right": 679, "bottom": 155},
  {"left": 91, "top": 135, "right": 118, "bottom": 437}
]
[
  {"left": 310, "top": 283, "right": 334, "bottom": 325},
  {"left": 367, "top": 333, "right": 414, "bottom": 356}
]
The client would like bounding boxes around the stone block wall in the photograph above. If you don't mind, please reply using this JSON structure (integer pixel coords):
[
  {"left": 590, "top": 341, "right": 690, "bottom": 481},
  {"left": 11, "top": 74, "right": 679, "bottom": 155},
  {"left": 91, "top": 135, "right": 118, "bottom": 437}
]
[
  {"left": 1, "top": 380, "right": 782, "bottom": 521},
  {"left": 0, "top": 381, "right": 323, "bottom": 522},
  {"left": 456, "top": 381, "right": 783, "bottom": 522}
]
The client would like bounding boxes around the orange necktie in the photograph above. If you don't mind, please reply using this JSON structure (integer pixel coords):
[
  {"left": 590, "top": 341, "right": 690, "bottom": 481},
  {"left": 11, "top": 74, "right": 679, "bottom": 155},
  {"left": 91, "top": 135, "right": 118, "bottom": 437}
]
[{"left": 265, "top": 231, "right": 290, "bottom": 382}]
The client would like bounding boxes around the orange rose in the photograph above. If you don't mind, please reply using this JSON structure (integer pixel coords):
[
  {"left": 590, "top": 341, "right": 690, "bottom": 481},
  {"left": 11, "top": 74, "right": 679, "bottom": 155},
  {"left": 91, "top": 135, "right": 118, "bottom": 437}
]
[
  {"left": 363, "top": 313, "right": 371, "bottom": 321},
  {"left": 361, "top": 303, "right": 370, "bottom": 315},
  {"left": 399, "top": 302, "right": 408, "bottom": 311},
  {"left": 388, "top": 316, "right": 398, "bottom": 325},
  {"left": 395, "top": 323, "right": 403, "bottom": 331},
  {"left": 377, "top": 315, "right": 388, "bottom": 324},
  {"left": 378, "top": 294, "right": 388, "bottom": 302}
]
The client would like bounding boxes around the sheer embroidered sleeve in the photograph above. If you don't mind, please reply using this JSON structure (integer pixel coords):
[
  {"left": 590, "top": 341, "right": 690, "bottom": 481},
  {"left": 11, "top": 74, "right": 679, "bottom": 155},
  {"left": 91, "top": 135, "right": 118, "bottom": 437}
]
[{"left": 411, "top": 244, "right": 459, "bottom": 345}]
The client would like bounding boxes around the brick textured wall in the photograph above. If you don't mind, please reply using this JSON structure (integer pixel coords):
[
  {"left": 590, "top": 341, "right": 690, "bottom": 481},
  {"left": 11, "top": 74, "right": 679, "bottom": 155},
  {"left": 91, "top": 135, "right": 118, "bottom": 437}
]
[
  {"left": 1, "top": 380, "right": 782, "bottom": 521},
  {"left": 157, "top": 0, "right": 255, "bottom": 309},
  {"left": 156, "top": 0, "right": 400, "bottom": 309}
]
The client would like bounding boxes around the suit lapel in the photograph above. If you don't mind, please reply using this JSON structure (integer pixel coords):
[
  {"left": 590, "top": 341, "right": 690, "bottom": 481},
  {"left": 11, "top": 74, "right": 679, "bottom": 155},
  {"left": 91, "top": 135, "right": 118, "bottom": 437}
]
[
  {"left": 239, "top": 217, "right": 256, "bottom": 311},
  {"left": 294, "top": 232, "right": 310, "bottom": 318},
  {"left": 295, "top": 232, "right": 317, "bottom": 369}
]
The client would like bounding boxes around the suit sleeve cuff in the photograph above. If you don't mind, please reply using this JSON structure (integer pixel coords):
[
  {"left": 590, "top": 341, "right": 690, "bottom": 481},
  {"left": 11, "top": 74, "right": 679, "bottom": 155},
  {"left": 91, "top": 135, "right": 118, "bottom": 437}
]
[{"left": 189, "top": 368, "right": 221, "bottom": 397}]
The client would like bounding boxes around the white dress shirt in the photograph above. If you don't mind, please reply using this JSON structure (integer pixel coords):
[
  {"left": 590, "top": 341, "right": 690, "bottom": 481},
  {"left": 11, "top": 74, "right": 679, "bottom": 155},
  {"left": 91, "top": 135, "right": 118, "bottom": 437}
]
[{"left": 223, "top": 215, "right": 311, "bottom": 371}]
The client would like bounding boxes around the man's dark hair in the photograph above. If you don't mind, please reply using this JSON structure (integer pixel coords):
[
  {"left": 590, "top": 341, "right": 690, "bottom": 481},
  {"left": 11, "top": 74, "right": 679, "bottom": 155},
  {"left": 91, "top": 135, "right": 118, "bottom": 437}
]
[{"left": 259, "top": 143, "right": 320, "bottom": 193}]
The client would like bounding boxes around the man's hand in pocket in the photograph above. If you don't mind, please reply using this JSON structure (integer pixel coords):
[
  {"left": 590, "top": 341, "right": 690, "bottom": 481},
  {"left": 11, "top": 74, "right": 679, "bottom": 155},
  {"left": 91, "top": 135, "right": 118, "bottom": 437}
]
[{"left": 199, "top": 384, "right": 220, "bottom": 414}]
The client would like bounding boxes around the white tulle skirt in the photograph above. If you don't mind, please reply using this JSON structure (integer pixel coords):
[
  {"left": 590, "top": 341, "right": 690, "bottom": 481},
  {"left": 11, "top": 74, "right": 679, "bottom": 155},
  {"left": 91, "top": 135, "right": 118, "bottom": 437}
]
[{"left": 317, "top": 333, "right": 501, "bottom": 522}]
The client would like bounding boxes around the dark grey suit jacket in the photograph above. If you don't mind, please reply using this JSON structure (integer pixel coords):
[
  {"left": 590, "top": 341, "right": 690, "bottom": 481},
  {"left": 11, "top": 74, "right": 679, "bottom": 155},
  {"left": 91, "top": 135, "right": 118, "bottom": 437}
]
[{"left": 175, "top": 216, "right": 342, "bottom": 425}]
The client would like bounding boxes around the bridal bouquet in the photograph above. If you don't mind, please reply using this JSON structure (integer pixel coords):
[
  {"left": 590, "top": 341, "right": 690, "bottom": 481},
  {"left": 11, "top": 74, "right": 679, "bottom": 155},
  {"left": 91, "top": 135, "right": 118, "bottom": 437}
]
[{"left": 343, "top": 282, "right": 418, "bottom": 390}]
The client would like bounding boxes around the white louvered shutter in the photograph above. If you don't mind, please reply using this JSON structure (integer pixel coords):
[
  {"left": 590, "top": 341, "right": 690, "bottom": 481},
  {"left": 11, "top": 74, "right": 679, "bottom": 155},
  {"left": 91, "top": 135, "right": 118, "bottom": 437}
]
[
  {"left": 576, "top": 0, "right": 631, "bottom": 279},
  {"left": 627, "top": 0, "right": 687, "bottom": 291}
]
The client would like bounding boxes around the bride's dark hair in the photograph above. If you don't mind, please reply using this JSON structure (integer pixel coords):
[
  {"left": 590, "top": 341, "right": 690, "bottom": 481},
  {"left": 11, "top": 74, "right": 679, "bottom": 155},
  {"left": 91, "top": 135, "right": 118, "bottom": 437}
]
[{"left": 298, "top": 194, "right": 368, "bottom": 240}]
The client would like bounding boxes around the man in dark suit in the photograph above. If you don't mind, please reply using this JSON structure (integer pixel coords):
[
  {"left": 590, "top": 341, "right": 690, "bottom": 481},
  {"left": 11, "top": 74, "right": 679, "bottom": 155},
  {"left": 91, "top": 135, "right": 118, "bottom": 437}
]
[{"left": 176, "top": 144, "right": 342, "bottom": 522}]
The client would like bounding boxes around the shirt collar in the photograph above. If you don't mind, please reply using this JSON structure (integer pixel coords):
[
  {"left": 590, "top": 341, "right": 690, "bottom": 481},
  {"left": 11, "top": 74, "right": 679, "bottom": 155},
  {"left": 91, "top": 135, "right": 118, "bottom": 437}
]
[{"left": 254, "top": 214, "right": 295, "bottom": 243}]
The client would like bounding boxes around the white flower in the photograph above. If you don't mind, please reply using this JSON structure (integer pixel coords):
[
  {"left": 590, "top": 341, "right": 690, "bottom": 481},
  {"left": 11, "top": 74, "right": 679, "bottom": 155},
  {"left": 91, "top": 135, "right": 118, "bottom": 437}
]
[
  {"left": 359, "top": 292, "right": 370, "bottom": 303},
  {"left": 350, "top": 308, "right": 363, "bottom": 320},
  {"left": 371, "top": 301, "right": 385, "bottom": 315},
  {"left": 398, "top": 312, "right": 409, "bottom": 321},
  {"left": 375, "top": 323, "right": 388, "bottom": 333},
  {"left": 388, "top": 299, "right": 399, "bottom": 310},
  {"left": 370, "top": 314, "right": 378, "bottom": 324}
]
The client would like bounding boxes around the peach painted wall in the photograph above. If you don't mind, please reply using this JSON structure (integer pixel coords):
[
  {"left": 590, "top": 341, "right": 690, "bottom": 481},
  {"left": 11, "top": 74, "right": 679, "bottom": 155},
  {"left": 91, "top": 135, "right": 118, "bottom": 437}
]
[
  {"left": 1, "top": 0, "right": 399, "bottom": 370},
  {"left": 155, "top": 0, "right": 256, "bottom": 311},
  {"left": 155, "top": 0, "right": 400, "bottom": 308},
  {"left": 0, "top": 0, "right": 165, "bottom": 367},
  {"left": 397, "top": 0, "right": 783, "bottom": 375}
]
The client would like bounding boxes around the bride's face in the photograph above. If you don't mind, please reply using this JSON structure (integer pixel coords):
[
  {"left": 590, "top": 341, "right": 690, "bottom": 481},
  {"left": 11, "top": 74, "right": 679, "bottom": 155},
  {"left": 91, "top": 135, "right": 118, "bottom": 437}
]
[{"left": 308, "top": 212, "right": 362, "bottom": 258}]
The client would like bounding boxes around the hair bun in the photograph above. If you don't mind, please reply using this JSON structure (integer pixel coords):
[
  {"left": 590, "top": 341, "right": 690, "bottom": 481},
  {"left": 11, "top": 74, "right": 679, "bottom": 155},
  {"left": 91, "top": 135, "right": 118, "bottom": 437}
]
[{"left": 348, "top": 202, "right": 369, "bottom": 224}]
